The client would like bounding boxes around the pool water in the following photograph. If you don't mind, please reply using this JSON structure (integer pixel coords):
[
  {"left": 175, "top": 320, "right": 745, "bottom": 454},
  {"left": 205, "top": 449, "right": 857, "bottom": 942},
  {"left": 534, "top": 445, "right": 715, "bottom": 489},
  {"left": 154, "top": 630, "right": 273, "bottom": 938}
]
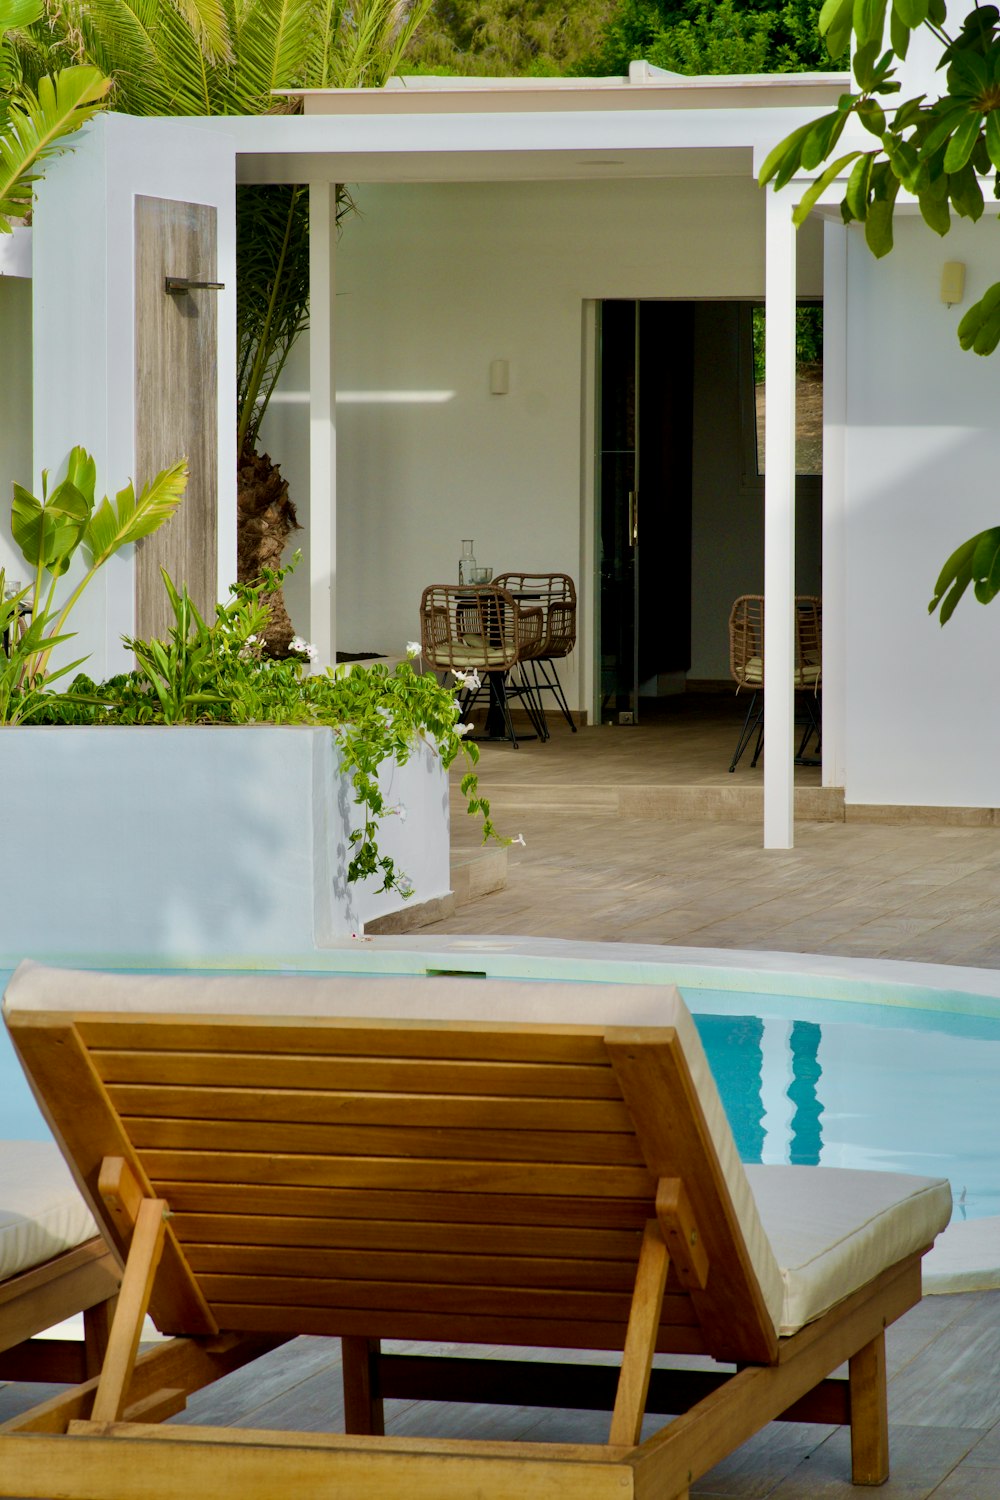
[
  {"left": 692, "top": 1004, "right": 999, "bottom": 1219},
  {"left": 0, "top": 978, "right": 996, "bottom": 1220}
]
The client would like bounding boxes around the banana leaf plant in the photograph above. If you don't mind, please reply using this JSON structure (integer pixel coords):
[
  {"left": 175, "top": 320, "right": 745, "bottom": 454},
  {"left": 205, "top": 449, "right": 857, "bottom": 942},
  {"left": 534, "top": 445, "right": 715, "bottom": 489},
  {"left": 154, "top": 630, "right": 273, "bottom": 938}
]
[{"left": 0, "top": 445, "right": 187, "bottom": 723}]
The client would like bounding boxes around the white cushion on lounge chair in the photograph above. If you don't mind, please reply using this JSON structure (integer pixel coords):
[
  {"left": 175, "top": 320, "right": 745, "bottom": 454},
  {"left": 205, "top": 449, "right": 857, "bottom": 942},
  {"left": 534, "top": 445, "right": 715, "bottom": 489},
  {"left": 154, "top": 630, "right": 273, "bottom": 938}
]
[
  {"left": 747, "top": 1164, "right": 951, "bottom": 1335},
  {"left": 0, "top": 1140, "right": 100, "bottom": 1282}
]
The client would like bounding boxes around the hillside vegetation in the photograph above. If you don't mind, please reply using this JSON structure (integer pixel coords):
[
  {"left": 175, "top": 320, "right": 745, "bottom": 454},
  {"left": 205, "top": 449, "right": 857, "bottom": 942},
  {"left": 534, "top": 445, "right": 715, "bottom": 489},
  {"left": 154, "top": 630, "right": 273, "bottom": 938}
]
[{"left": 404, "top": 0, "right": 832, "bottom": 78}]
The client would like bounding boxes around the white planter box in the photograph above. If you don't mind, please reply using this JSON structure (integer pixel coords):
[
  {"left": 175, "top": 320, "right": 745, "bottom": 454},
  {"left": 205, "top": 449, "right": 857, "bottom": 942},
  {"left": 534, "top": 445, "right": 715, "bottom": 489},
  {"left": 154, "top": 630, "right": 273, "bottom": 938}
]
[{"left": 0, "top": 726, "right": 450, "bottom": 963}]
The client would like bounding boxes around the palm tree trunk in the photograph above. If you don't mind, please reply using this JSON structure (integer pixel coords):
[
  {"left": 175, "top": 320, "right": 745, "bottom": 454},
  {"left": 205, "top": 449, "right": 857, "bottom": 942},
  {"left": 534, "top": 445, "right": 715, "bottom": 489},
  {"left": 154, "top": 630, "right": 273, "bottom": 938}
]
[{"left": 236, "top": 444, "right": 301, "bottom": 656}]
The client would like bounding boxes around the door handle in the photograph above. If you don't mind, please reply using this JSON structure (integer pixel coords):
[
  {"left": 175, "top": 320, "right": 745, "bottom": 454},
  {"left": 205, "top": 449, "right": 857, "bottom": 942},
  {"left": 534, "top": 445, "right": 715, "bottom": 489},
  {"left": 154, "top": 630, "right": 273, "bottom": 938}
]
[{"left": 628, "top": 491, "right": 638, "bottom": 546}]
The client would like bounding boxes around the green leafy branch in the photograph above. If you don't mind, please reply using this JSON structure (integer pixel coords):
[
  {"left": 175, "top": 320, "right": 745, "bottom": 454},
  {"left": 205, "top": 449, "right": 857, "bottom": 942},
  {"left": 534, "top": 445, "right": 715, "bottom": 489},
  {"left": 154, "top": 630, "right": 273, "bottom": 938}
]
[{"left": 759, "top": 1, "right": 1000, "bottom": 272}]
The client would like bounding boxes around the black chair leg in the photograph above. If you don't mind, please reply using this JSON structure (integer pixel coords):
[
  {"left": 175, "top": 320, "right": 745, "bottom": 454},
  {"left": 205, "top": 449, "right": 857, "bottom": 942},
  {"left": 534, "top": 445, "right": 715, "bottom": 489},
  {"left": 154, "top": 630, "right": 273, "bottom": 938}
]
[
  {"left": 533, "top": 657, "right": 576, "bottom": 732},
  {"left": 795, "top": 693, "right": 822, "bottom": 765},
  {"left": 497, "top": 674, "right": 519, "bottom": 748},
  {"left": 729, "top": 692, "right": 762, "bottom": 773}
]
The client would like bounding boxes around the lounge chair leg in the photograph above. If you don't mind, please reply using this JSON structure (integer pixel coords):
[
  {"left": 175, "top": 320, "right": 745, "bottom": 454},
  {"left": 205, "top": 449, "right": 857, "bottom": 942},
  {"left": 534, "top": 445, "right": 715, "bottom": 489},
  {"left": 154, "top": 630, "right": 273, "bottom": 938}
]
[
  {"left": 90, "top": 1197, "right": 168, "bottom": 1423},
  {"left": 83, "top": 1294, "right": 118, "bottom": 1379},
  {"left": 342, "top": 1335, "right": 385, "bottom": 1436},
  {"left": 609, "top": 1220, "right": 671, "bottom": 1447},
  {"left": 849, "top": 1330, "right": 889, "bottom": 1485}
]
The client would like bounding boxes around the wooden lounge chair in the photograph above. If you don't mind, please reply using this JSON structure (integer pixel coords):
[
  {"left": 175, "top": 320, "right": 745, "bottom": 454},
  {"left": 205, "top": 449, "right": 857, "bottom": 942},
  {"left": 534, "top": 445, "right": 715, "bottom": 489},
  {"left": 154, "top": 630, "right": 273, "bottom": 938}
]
[
  {"left": 0, "top": 1140, "right": 119, "bottom": 1387},
  {"left": 0, "top": 962, "right": 951, "bottom": 1499}
]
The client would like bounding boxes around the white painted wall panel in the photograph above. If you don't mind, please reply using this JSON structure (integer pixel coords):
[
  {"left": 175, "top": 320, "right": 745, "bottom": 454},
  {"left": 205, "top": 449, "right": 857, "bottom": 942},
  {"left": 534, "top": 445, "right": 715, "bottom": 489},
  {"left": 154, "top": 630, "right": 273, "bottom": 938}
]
[
  {"left": 0, "top": 276, "right": 32, "bottom": 578},
  {"left": 843, "top": 217, "right": 1000, "bottom": 808}
]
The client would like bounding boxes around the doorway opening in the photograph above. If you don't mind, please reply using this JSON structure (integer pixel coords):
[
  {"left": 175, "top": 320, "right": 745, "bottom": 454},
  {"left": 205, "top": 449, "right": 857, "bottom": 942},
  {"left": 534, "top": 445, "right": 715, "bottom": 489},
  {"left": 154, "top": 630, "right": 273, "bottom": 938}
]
[{"left": 595, "top": 298, "right": 823, "bottom": 740}]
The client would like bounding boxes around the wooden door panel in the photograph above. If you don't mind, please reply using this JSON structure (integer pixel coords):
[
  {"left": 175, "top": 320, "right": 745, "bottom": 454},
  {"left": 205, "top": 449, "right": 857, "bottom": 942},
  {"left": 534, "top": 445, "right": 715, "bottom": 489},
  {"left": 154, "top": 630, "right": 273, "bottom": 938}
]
[{"left": 134, "top": 195, "right": 218, "bottom": 639}]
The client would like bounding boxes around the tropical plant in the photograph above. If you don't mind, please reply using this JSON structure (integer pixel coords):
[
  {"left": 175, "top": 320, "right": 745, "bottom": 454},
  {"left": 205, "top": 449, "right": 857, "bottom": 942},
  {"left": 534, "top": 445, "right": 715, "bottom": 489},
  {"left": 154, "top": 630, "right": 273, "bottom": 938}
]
[
  {"left": 759, "top": 1, "right": 1000, "bottom": 625},
  {"left": 0, "top": 445, "right": 187, "bottom": 723},
  {"left": 43, "top": 559, "right": 503, "bottom": 897},
  {"left": 0, "top": 0, "right": 107, "bottom": 233}
]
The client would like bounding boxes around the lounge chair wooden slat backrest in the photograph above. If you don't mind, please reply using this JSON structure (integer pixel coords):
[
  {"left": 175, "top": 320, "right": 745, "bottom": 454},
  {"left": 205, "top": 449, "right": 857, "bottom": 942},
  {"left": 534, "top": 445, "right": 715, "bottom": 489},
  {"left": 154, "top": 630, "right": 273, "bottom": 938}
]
[
  {"left": 8, "top": 1004, "right": 777, "bottom": 1363},
  {"left": 0, "top": 962, "right": 952, "bottom": 1500}
]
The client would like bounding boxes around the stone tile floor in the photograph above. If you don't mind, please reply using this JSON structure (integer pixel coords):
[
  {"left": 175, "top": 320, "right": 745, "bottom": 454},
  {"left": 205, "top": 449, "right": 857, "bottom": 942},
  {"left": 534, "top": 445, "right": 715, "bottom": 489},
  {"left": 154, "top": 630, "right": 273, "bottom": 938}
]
[{"left": 441, "top": 699, "right": 1000, "bottom": 966}]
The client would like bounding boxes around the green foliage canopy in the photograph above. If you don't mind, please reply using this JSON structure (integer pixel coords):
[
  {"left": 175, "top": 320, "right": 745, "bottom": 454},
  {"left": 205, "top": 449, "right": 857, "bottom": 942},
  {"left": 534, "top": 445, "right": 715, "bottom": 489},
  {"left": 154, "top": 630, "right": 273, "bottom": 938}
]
[
  {"left": 583, "top": 0, "right": 828, "bottom": 78},
  {"left": 760, "top": 2, "right": 1000, "bottom": 623}
]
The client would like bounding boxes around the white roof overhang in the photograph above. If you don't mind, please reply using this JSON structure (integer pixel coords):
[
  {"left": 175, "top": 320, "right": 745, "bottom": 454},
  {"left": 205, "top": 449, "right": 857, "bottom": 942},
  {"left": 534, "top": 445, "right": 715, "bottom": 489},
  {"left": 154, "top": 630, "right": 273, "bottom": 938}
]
[{"left": 196, "top": 68, "right": 851, "bottom": 187}]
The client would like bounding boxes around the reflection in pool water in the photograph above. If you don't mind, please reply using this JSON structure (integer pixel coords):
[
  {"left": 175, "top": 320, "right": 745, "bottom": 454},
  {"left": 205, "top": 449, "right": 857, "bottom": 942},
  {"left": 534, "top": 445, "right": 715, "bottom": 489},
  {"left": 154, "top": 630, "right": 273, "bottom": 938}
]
[
  {"left": 695, "top": 1015, "right": 824, "bottom": 1170},
  {"left": 692, "top": 1005, "right": 1000, "bottom": 1220}
]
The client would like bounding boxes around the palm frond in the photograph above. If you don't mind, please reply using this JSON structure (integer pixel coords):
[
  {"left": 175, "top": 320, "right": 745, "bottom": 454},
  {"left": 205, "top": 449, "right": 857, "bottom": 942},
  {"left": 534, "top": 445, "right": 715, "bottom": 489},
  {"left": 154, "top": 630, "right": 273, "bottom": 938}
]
[
  {"left": 45, "top": 0, "right": 231, "bottom": 114},
  {"left": 0, "top": 63, "right": 108, "bottom": 231},
  {"left": 170, "top": 0, "right": 231, "bottom": 65},
  {"left": 321, "top": 0, "right": 431, "bottom": 89},
  {"left": 236, "top": 181, "right": 309, "bottom": 449},
  {"left": 228, "top": 0, "right": 311, "bottom": 109}
]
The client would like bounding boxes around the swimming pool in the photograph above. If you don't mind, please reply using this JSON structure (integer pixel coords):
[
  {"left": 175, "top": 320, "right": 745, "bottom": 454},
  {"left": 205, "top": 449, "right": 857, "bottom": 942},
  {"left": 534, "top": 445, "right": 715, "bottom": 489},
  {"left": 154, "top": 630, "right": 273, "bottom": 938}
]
[{"left": 1, "top": 962, "right": 997, "bottom": 1222}]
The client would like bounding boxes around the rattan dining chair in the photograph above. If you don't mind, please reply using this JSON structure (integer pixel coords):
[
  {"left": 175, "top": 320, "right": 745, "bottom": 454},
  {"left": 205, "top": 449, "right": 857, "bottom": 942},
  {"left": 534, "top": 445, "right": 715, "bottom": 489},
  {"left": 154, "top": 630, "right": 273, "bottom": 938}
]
[
  {"left": 728, "top": 594, "right": 822, "bottom": 772},
  {"left": 494, "top": 572, "right": 578, "bottom": 740},
  {"left": 419, "top": 583, "right": 545, "bottom": 747}
]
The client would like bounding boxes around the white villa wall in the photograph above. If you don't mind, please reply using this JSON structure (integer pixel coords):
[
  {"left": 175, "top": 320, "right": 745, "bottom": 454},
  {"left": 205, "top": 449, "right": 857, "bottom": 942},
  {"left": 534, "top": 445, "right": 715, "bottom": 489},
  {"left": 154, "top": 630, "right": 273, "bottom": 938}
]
[
  {"left": 841, "top": 216, "right": 1000, "bottom": 808},
  {"left": 0, "top": 275, "right": 32, "bottom": 579},
  {"left": 310, "top": 176, "right": 823, "bottom": 706},
  {"left": 25, "top": 114, "right": 238, "bottom": 683}
]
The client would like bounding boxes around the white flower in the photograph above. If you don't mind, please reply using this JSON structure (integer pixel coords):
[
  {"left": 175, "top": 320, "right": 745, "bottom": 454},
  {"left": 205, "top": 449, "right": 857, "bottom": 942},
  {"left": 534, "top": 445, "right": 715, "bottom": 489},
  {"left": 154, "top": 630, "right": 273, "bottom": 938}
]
[
  {"left": 454, "top": 721, "right": 475, "bottom": 738},
  {"left": 453, "top": 668, "right": 481, "bottom": 692},
  {"left": 406, "top": 640, "right": 421, "bottom": 658},
  {"left": 246, "top": 634, "right": 258, "bottom": 645},
  {"left": 389, "top": 803, "right": 409, "bottom": 823},
  {"left": 511, "top": 833, "right": 526, "bottom": 847},
  {"left": 290, "top": 635, "right": 318, "bottom": 662}
]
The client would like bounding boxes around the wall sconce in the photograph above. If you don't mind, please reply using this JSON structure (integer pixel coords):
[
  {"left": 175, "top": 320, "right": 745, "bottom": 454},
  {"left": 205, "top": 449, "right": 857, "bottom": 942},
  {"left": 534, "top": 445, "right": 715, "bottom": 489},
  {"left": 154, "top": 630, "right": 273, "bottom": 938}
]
[
  {"left": 940, "top": 261, "right": 966, "bottom": 306},
  {"left": 489, "top": 358, "right": 509, "bottom": 395}
]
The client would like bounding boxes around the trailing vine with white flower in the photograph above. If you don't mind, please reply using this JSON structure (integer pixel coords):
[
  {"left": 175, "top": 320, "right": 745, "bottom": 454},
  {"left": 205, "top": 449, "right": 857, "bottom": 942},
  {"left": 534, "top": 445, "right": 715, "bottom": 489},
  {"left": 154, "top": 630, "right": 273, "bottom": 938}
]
[{"left": 28, "top": 561, "right": 511, "bottom": 898}]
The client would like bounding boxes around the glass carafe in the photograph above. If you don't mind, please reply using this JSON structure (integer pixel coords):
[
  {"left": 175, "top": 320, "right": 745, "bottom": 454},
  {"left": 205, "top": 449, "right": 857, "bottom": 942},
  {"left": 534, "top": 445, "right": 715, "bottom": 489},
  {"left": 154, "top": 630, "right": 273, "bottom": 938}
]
[{"left": 459, "top": 539, "right": 477, "bottom": 585}]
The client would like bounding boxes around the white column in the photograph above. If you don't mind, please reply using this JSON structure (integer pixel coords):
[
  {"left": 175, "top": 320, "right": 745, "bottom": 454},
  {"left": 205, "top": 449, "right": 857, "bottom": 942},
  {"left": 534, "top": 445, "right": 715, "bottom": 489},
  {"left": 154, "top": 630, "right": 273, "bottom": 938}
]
[
  {"left": 580, "top": 299, "right": 598, "bottom": 723},
  {"left": 822, "top": 220, "right": 848, "bottom": 790},
  {"left": 309, "top": 180, "right": 337, "bottom": 668},
  {"left": 763, "top": 189, "right": 797, "bottom": 848}
]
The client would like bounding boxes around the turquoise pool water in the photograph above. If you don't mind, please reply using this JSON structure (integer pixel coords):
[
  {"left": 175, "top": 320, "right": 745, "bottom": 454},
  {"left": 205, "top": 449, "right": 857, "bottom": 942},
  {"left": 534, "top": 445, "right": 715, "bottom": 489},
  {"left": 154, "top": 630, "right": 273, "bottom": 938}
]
[{"left": 0, "top": 974, "right": 996, "bottom": 1220}]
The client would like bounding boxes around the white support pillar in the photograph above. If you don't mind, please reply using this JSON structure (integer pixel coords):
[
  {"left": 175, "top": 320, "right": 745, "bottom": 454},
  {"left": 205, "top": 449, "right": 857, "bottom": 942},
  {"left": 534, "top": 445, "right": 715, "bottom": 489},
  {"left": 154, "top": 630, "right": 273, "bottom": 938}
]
[
  {"left": 763, "top": 189, "right": 797, "bottom": 849},
  {"left": 822, "top": 220, "right": 848, "bottom": 791},
  {"left": 309, "top": 180, "right": 337, "bottom": 669}
]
